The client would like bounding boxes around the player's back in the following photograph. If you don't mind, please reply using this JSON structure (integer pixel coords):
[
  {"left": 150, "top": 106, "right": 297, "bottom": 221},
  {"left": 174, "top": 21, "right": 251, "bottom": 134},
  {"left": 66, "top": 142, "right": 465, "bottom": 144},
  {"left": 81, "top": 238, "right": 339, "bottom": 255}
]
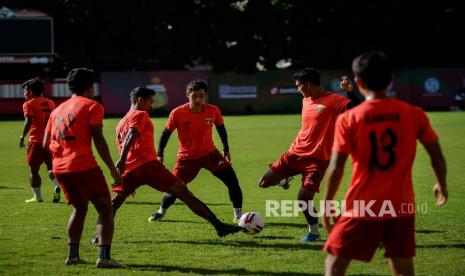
[
  {"left": 47, "top": 96, "right": 103, "bottom": 173},
  {"left": 23, "top": 96, "right": 55, "bottom": 143},
  {"left": 338, "top": 98, "right": 438, "bottom": 218}
]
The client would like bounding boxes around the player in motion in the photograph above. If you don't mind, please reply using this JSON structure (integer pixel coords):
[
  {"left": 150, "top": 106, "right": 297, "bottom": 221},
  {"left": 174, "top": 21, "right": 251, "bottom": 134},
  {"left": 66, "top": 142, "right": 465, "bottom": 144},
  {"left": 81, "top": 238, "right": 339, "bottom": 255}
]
[
  {"left": 91, "top": 87, "right": 243, "bottom": 243},
  {"left": 44, "top": 68, "right": 125, "bottom": 268},
  {"left": 258, "top": 68, "right": 360, "bottom": 243},
  {"left": 323, "top": 51, "right": 448, "bottom": 276},
  {"left": 19, "top": 78, "right": 61, "bottom": 203},
  {"left": 149, "top": 80, "right": 243, "bottom": 223}
]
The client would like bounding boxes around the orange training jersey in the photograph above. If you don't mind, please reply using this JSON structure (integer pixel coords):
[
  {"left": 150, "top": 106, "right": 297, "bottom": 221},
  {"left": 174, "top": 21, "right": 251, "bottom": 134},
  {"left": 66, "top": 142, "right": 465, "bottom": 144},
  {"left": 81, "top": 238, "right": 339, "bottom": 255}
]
[
  {"left": 23, "top": 96, "right": 56, "bottom": 143},
  {"left": 289, "top": 92, "right": 349, "bottom": 160},
  {"left": 333, "top": 98, "right": 438, "bottom": 220},
  {"left": 116, "top": 109, "right": 157, "bottom": 174},
  {"left": 166, "top": 103, "right": 223, "bottom": 160},
  {"left": 45, "top": 96, "right": 103, "bottom": 173}
]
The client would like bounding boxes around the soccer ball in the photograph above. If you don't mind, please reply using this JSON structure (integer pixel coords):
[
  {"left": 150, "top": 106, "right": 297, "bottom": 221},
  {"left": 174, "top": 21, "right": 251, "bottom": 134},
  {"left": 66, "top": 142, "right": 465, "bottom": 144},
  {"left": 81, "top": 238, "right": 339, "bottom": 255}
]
[{"left": 238, "top": 212, "right": 264, "bottom": 235}]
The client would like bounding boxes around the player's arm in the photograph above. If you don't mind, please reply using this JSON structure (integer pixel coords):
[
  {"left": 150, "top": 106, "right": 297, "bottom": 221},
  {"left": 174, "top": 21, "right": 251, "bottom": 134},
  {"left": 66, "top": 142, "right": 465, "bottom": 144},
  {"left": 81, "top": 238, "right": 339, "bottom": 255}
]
[
  {"left": 423, "top": 140, "right": 448, "bottom": 205},
  {"left": 215, "top": 124, "right": 231, "bottom": 162},
  {"left": 322, "top": 151, "right": 348, "bottom": 232},
  {"left": 157, "top": 128, "right": 173, "bottom": 164},
  {"left": 90, "top": 124, "right": 123, "bottom": 185},
  {"left": 340, "top": 75, "right": 362, "bottom": 110},
  {"left": 19, "top": 116, "right": 32, "bottom": 148},
  {"left": 115, "top": 128, "right": 138, "bottom": 174}
]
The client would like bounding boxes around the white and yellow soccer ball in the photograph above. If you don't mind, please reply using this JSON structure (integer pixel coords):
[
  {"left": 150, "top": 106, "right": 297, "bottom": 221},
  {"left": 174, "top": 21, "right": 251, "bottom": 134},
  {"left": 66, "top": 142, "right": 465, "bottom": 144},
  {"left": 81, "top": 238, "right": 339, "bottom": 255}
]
[{"left": 238, "top": 211, "right": 264, "bottom": 235}]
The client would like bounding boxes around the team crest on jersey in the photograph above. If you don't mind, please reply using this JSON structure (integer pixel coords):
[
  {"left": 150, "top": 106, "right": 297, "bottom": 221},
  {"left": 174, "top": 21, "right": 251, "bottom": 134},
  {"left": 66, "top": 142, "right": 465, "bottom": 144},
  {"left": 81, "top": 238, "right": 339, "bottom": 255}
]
[
  {"left": 316, "top": 104, "right": 326, "bottom": 112},
  {"left": 205, "top": 117, "right": 213, "bottom": 125}
]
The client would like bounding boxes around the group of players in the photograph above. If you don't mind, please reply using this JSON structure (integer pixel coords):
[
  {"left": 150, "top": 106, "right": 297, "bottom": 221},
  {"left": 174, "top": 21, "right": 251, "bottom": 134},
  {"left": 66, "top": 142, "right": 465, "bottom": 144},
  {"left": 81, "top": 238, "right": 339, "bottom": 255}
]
[{"left": 19, "top": 50, "right": 448, "bottom": 275}]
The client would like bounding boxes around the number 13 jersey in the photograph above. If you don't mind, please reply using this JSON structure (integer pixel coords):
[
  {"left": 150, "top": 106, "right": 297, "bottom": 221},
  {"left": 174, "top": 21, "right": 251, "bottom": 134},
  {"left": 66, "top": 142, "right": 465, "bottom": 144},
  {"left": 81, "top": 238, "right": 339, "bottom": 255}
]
[{"left": 333, "top": 98, "right": 438, "bottom": 219}]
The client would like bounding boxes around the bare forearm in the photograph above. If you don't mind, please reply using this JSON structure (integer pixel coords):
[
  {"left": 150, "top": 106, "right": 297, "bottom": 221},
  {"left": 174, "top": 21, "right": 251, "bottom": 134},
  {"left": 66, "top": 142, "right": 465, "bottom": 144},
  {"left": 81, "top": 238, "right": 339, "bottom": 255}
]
[
  {"left": 324, "top": 166, "right": 344, "bottom": 201},
  {"left": 21, "top": 118, "right": 31, "bottom": 138},
  {"left": 94, "top": 138, "right": 116, "bottom": 171},
  {"left": 431, "top": 154, "right": 447, "bottom": 188}
]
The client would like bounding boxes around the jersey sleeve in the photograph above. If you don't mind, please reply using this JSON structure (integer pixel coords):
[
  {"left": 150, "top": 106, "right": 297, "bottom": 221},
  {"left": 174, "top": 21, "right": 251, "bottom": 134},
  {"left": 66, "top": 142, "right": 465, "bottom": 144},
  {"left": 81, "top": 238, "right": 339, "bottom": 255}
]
[
  {"left": 128, "top": 111, "right": 147, "bottom": 133},
  {"left": 23, "top": 101, "right": 33, "bottom": 117},
  {"left": 214, "top": 106, "right": 224, "bottom": 125},
  {"left": 165, "top": 109, "right": 177, "bottom": 131},
  {"left": 89, "top": 102, "right": 104, "bottom": 125},
  {"left": 416, "top": 107, "right": 438, "bottom": 145},
  {"left": 332, "top": 113, "right": 353, "bottom": 154}
]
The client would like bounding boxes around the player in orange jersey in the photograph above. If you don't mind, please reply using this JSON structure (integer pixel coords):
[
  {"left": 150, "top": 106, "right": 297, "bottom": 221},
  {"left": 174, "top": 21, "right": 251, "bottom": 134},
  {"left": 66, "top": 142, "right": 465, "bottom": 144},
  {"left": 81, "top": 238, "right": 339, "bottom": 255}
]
[
  {"left": 258, "top": 68, "right": 360, "bottom": 243},
  {"left": 88, "top": 87, "right": 243, "bottom": 240},
  {"left": 44, "top": 68, "right": 125, "bottom": 268},
  {"left": 19, "top": 78, "right": 61, "bottom": 203},
  {"left": 149, "top": 80, "right": 243, "bottom": 223},
  {"left": 323, "top": 51, "right": 447, "bottom": 276}
]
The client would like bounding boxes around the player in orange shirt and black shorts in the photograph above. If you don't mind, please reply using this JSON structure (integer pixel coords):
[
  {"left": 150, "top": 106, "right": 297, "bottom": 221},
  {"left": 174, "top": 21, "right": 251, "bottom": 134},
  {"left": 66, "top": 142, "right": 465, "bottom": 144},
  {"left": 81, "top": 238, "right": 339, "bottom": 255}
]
[
  {"left": 44, "top": 68, "right": 125, "bottom": 268},
  {"left": 322, "top": 51, "right": 448, "bottom": 276},
  {"left": 259, "top": 68, "right": 360, "bottom": 243},
  {"left": 149, "top": 80, "right": 243, "bottom": 223},
  {"left": 87, "top": 87, "right": 243, "bottom": 241},
  {"left": 19, "top": 78, "right": 61, "bottom": 203}
]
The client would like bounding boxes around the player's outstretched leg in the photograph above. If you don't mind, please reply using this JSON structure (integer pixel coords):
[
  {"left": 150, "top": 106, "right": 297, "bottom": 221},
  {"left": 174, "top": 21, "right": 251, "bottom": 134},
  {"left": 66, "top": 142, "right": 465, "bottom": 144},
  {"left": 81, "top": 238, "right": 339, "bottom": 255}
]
[
  {"left": 213, "top": 166, "right": 243, "bottom": 223},
  {"left": 148, "top": 192, "right": 177, "bottom": 222},
  {"left": 169, "top": 181, "right": 244, "bottom": 237}
]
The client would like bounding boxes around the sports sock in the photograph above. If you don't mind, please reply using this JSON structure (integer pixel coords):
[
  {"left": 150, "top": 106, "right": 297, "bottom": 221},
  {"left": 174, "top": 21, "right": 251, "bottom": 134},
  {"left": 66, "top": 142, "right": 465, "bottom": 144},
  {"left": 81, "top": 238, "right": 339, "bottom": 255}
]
[
  {"left": 32, "top": 187, "right": 42, "bottom": 200},
  {"left": 157, "top": 207, "right": 167, "bottom": 214},
  {"left": 233, "top": 208, "right": 242, "bottom": 219},
  {"left": 51, "top": 178, "right": 60, "bottom": 189},
  {"left": 68, "top": 243, "right": 79, "bottom": 259},
  {"left": 98, "top": 245, "right": 111, "bottom": 260},
  {"left": 308, "top": 223, "right": 320, "bottom": 235}
]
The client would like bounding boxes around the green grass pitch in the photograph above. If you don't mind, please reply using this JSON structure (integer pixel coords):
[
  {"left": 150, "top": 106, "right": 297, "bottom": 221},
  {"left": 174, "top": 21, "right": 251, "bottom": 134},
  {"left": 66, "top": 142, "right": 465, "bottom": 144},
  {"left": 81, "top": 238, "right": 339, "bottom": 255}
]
[{"left": 0, "top": 112, "right": 464, "bottom": 275}]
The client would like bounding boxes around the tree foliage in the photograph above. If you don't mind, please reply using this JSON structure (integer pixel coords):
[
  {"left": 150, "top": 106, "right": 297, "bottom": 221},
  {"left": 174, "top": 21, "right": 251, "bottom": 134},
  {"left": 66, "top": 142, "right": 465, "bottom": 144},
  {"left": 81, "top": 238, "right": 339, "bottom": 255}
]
[{"left": 3, "top": 0, "right": 464, "bottom": 74}]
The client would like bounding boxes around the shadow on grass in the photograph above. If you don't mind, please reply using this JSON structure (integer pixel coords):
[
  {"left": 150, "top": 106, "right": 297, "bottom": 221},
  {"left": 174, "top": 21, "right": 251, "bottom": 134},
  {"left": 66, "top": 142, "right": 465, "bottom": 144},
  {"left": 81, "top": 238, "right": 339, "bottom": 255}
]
[
  {"left": 415, "top": 229, "right": 446, "bottom": 234},
  {"left": 125, "top": 201, "right": 229, "bottom": 206},
  {"left": 416, "top": 243, "right": 465, "bottom": 249},
  {"left": 127, "top": 263, "right": 317, "bottom": 275},
  {"left": 266, "top": 222, "right": 320, "bottom": 229},
  {"left": 155, "top": 239, "right": 324, "bottom": 251},
  {"left": 252, "top": 235, "right": 294, "bottom": 240},
  {"left": 0, "top": 186, "right": 23, "bottom": 189}
]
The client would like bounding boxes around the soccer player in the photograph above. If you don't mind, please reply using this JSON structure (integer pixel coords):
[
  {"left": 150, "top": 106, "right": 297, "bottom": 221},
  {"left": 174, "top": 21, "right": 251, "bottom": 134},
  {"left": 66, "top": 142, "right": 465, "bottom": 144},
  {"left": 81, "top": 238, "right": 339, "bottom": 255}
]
[
  {"left": 258, "top": 68, "right": 360, "bottom": 243},
  {"left": 92, "top": 87, "right": 243, "bottom": 239},
  {"left": 43, "top": 68, "right": 125, "bottom": 268},
  {"left": 323, "top": 51, "right": 448, "bottom": 276},
  {"left": 19, "top": 78, "right": 61, "bottom": 203},
  {"left": 149, "top": 80, "right": 243, "bottom": 223}
]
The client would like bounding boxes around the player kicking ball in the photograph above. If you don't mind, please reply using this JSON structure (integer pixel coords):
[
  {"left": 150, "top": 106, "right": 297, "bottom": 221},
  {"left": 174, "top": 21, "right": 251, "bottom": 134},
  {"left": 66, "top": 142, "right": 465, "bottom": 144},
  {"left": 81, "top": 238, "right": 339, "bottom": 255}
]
[{"left": 91, "top": 87, "right": 243, "bottom": 244}]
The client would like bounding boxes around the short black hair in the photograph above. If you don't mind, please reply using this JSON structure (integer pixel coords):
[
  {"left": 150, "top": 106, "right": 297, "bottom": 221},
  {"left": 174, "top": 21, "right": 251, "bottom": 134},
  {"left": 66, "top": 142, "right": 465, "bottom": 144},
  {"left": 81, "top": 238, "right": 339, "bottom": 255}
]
[
  {"left": 186, "top": 79, "right": 208, "bottom": 93},
  {"left": 130, "top": 87, "right": 155, "bottom": 104},
  {"left": 293, "top": 68, "right": 321, "bottom": 86},
  {"left": 352, "top": 51, "right": 392, "bottom": 91},
  {"left": 67, "top": 68, "right": 94, "bottom": 95},
  {"left": 22, "top": 78, "right": 44, "bottom": 96}
]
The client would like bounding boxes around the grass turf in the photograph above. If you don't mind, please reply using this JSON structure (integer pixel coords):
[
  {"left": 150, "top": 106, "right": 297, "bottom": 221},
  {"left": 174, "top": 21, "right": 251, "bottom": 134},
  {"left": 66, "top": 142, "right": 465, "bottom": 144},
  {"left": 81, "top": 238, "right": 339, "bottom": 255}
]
[{"left": 0, "top": 112, "right": 464, "bottom": 275}]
